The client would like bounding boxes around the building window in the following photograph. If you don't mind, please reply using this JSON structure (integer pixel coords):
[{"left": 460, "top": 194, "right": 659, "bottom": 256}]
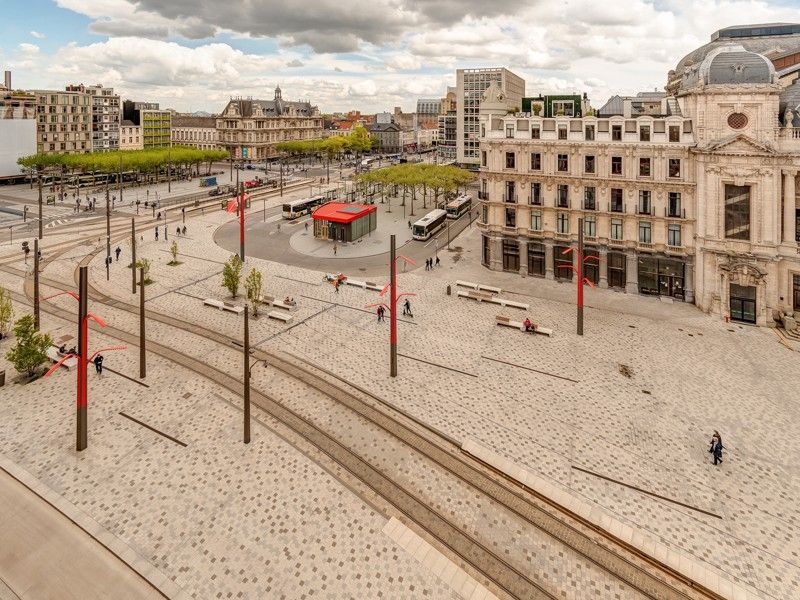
[
  {"left": 727, "top": 113, "right": 748, "bottom": 129},
  {"left": 505, "top": 152, "right": 515, "bottom": 169},
  {"left": 585, "top": 125, "right": 595, "bottom": 141},
  {"left": 482, "top": 235, "right": 490, "bottom": 266},
  {"left": 502, "top": 239, "right": 519, "bottom": 271},
  {"left": 531, "top": 126, "right": 540, "bottom": 139},
  {"left": 639, "top": 221, "right": 652, "bottom": 243},
  {"left": 505, "top": 125, "right": 514, "bottom": 138},
  {"left": 505, "top": 181, "right": 515, "bottom": 203},
  {"left": 611, "top": 188, "right": 624, "bottom": 212},
  {"left": 638, "top": 190, "right": 651, "bottom": 215},
  {"left": 505, "top": 208, "right": 516, "bottom": 228},
  {"left": 669, "top": 125, "right": 680, "bottom": 142},
  {"left": 584, "top": 155, "right": 595, "bottom": 173},
  {"left": 668, "top": 158, "right": 681, "bottom": 178},
  {"left": 558, "top": 125, "right": 568, "bottom": 140},
  {"left": 639, "top": 125, "right": 651, "bottom": 141},
  {"left": 611, "top": 218, "right": 623, "bottom": 240},
  {"left": 725, "top": 184, "right": 750, "bottom": 240},
  {"left": 583, "top": 216, "right": 596, "bottom": 237},
  {"left": 481, "top": 204, "right": 488, "bottom": 223},
  {"left": 531, "top": 152, "right": 541, "bottom": 170},
  {"left": 668, "top": 224, "right": 682, "bottom": 246},
  {"left": 639, "top": 157, "right": 651, "bottom": 177},
  {"left": 612, "top": 124, "right": 622, "bottom": 141},
  {"left": 608, "top": 252, "right": 626, "bottom": 288},
  {"left": 557, "top": 185, "right": 569, "bottom": 208},
  {"left": 530, "top": 182, "right": 542, "bottom": 205},
  {"left": 528, "top": 242, "right": 545, "bottom": 276},
  {"left": 557, "top": 212, "right": 569, "bottom": 234},
  {"left": 530, "top": 210, "right": 542, "bottom": 231},
  {"left": 554, "top": 245, "right": 573, "bottom": 280},
  {"left": 557, "top": 154, "right": 568, "bottom": 172},
  {"left": 584, "top": 187, "right": 596, "bottom": 210},
  {"left": 668, "top": 192, "right": 682, "bottom": 217},
  {"left": 553, "top": 101, "right": 574, "bottom": 116},
  {"left": 611, "top": 156, "right": 622, "bottom": 175},
  {"left": 481, "top": 151, "right": 487, "bottom": 167}
]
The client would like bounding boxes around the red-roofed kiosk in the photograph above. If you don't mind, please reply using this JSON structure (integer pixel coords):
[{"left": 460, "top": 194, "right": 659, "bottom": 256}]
[{"left": 312, "top": 202, "right": 377, "bottom": 242}]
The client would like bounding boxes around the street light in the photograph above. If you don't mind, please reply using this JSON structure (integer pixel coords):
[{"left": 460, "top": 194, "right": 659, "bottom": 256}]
[
  {"left": 557, "top": 218, "right": 599, "bottom": 336},
  {"left": 43, "top": 266, "right": 126, "bottom": 451},
  {"left": 365, "top": 235, "right": 416, "bottom": 377}
]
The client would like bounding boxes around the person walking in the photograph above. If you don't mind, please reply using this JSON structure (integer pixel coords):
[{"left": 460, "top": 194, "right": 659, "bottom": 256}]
[
  {"left": 377, "top": 306, "right": 384, "bottom": 322},
  {"left": 403, "top": 298, "right": 412, "bottom": 317},
  {"left": 115, "top": 246, "right": 121, "bottom": 262},
  {"left": 93, "top": 354, "right": 103, "bottom": 375},
  {"left": 157, "top": 211, "right": 161, "bottom": 220},
  {"left": 155, "top": 226, "right": 159, "bottom": 241},
  {"left": 712, "top": 433, "right": 724, "bottom": 466},
  {"left": 182, "top": 225, "right": 187, "bottom": 235},
  {"left": 435, "top": 256, "right": 440, "bottom": 267},
  {"left": 333, "top": 243, "right": 338, "bottom": 256}
]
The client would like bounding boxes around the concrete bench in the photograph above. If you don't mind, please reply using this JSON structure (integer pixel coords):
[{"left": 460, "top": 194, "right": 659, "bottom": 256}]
[
  {"left": 46, "top": 346, "right": 78, "bottom": 371},
  {"left": 259, "top": 294, "right": 275, "bottom": 305},
  {"left": 485, "top": 297, "right": 529, "bottom": 310},
  {"left": 204, "top": 298, "right": 244, "bottom": 314},
  {"left": 456, "top": 280, "right": 479, "bottom": 290},
  {"left": 457, "top": 290, "right": 494, "bottom": 302},
  {"left": 495, "top": 315, "right": 553, "bottom": 337},
  {"left": 456, "top": 280, "right": 502, "bottom": 294},
  {"left": 477, "top": 283, "right": 502, "bottom": 294},
  {"left": 268, "top": 311, "right": 293, "bottom": 323}
]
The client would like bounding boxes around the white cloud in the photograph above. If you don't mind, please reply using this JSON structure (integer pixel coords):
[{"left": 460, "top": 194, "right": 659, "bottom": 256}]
[{"left": 30, "top": 31, "right": 46, "bottom": 39}]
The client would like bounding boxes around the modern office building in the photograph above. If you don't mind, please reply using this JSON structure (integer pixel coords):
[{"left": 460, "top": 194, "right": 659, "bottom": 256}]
[
  {"left": 478, "top": 29, "right": 800, "bottom": 326},
  {"left": 416, "top": 98, "right": 442, "bottom": 128},
  {"left": 437, "top": 87, "right": 457, "bottom": 163},
  {"left": 34, "top": 88, "right": 92, "bottom": 154},
  {"left": 456, "top": 68, "right": 524, "bottom": 167},
  {"left": 123, "top": 101, "right": 172, "bottom": 149},
  {"left": 66, "top": 84, "right": 120, "bottom": 152},
  {"left": 216, "top": 86, "right": 322, "bottom": 161}
]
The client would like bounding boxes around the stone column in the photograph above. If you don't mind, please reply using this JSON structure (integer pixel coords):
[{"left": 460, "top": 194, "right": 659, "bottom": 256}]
[
  {"left": 490, "top": 236, "right": 503, "bottom": 271},
  {"left": 784, "top": 170, "right": 797, "bottom": 244},
  {"left": 598, "top": 247, "right": 608, "bottom": 288},
  {"left": 684, "top": 260, "right": 695, "bottom": 304},
  {"left": 519, "top": 238, "right": 528, "bottom": 277},
  {"left": 625, "top": 251, "right": 638, "bottom": 294},
  {"left": 544, "top": 242, "right": 554, "bottom": 280}
]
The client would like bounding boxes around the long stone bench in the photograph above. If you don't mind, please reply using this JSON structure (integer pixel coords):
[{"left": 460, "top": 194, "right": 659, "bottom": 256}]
[
  {"left": 496, "top": 315, "right": 553, "bottom": 337},
  {"left": 456, "top": 280, "right": 502, "bottom": 294},
  {"left": 259, "top": 295, "right": 297, "bottom": 311},
  {"left": 268, "top": 311, "right": 293, "bottom": 323},
  {"left": 457, "top": 290, "right": 527, "bottom": 309},
  {"left": 46, "top": 346, "right": 78, "bottom": 370},
  {"left": 203, "top": 298, "right": 244, "bottom": 314}
]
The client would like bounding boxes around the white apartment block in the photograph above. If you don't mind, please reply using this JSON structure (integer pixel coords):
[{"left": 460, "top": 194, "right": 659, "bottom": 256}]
[
  {"left": 119, "top": 120, "right": 142, "bottom": 150},
  {"left": 34, "top": 89, "right": 92, "bottom": 154},
  {"left": 456, "top": 68, "right": 524, "bottom": 167},
  {"left": 67, "top": 84, "right": 120, "bottom": 152},
  {"left": 478, "top": 41, "right": 800, "bottom": 326}
]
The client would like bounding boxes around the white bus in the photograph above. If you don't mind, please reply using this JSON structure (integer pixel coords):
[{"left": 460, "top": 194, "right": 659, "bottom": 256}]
[
  {"left": 282, "top": 195, "right": 327, "bottom": 219},
  {"left": 412, "top": 209, "right": 447, "bottom": 241},
  {"left": 445, "top": 194, "right": 471, "bottom": 219}
]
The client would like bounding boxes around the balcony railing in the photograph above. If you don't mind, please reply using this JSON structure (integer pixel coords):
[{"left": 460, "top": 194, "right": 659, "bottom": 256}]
[
  {"left": 609, "top": 238, "right": 625, "bottom": 246},
  {"left": 666, "top": 207, "right": 686, "bottom": 219},
  {"left": 638, "top": 241, "right": 654, "bottom": 250},
  {"left": 637, "top": 205, "right": 654, "bottom": 216},
  {"left": 610, "top": 203, "right": 625, "bottom": 213},
  {"left": 477, "top": 191, "right": 488, "bottom": 200},
  {"left": 503, "top": 193, "right": 516, "bottom": 203}
]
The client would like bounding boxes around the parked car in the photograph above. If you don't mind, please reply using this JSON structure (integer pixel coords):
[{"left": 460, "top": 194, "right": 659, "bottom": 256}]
[{"left": 208, "top": 187, "right": 224, "bottom": 196}]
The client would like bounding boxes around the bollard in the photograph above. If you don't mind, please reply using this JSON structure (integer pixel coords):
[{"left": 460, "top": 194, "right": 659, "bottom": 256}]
[
  {"left": 446, "top": 284, "right": 451, "bottom": 296},
  {"left": 0, "top": 370, "right": 5, "bottom": 387}
]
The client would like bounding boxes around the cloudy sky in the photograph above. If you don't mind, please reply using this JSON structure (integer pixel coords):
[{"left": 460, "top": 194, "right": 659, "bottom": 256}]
[{"left": 1, "top": 0, "right": 798, "bottom": 114}]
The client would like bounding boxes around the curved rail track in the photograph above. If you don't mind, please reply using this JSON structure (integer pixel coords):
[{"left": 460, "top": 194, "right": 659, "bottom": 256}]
[{"left": 0, "top": 204, "right": 728, "bottom": 600}]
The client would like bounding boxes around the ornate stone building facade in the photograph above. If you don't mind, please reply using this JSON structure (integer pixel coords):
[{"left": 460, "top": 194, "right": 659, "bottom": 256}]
[
  {"left": 216, "top": 86, "right": 322, "bottom": 161},
  {"left": 479, "top": 35, "right": 800, "bottom": 326}
]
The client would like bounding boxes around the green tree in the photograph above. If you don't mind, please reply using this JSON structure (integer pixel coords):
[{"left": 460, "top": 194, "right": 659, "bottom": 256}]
[
  {"left": 5, "top": 315, "right": 52, "bottom": 377},
  {"left": 244, "top": 268, "right": 263, "bottom": 317},
  {"left": 222, "top": 255, "right": 243, "bottom": 298},
  {"left": 0, "top": 286, "right": 13, "bottom": 340},
  {"left": 135, "top": 258, "right": 152, "bottom": 284},
  {"left": 168, "top": 241, "right": 179, "bottom": 266}
]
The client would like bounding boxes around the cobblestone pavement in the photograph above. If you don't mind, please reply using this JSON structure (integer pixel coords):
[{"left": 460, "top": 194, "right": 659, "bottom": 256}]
[{"left": 2, "top": 200, "right": 798, "bottom": 599}]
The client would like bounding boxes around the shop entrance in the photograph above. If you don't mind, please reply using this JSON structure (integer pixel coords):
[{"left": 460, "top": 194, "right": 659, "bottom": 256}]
[{"left": 730, "top": 283, "right": 756, "bottom": 324}]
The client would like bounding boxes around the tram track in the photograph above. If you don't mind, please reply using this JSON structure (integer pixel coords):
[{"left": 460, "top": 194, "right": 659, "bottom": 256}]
[{"left": 0, "top": 214, "right": 726, "bottom": 600}]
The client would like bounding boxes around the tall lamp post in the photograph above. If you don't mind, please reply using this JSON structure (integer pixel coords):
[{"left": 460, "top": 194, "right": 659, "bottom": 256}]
[
  {"left": 105, "top": 185, "right": 111, "bottom": 281},
  {"left": 33, "top": 238, "right": 40, "bottom": 330},
  {"left": 131, "top": 218, "right": 137, "bottom": 294},
  {"left": 365, "top": 235, "right": 416, "bottom": 377},
  {"left": 557, "top": 218, "right": 599, "bottom": 336},
  {"left": 239, "top": 183, "right": 246, "bottom": 262},
  {"left": 43, "top": 266, "right": 125, "bottom": 451},
  {"left": 243, "top": 305, "right": 250, "bottom": 443},
  {"left": 37, "top": 172, "right": 43, "bottom": 240},
  {"left": 139, "top": 266, "right": 146, "bottom": 379}
]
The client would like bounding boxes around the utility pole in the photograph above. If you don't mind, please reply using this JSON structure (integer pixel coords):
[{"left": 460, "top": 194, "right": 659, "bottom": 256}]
[
  {"left": 167, "top": 146, "right": 172, "bottom": 193},
  {"left": 235, "top": 168, "right": 239, "bottom": 215},
  {"left": 230, "top": 156, "right": 233, "bottom": 182},
  {"left": 280, "top": 159, "right": 284, "bottom": 197},
  {"left": 577, "top": 217, "right": 584, "bottom": 337},
  {"left": 77, "top": 266, "right": 88, "bottom": 451},
  {"left": 390, "top": 234, "right": 397, "bottom": 377},
  {"left": 105, "top": 186, "right": 111, "bottom": 281},
  {"left": 37, "top": 173, "right": 43, "bottom": 240},
  {"left": 118, "top": 153, "right": 123, "bottom": 207},
  {"left": 164, "top": 208, "right": 168, "bottom": 241},
  {"left": 243, "top": 305, "right": 251, "bottom": 444},
  {"left": 240, "top": 182, "right": 245, "bottom": 262},
  {"left": 33, "top": 238, "right": 40, "bottom": 330},
  {"left": 131, "top": 218, "right": 137, "bottom": 294},
  {"left": 139, "top": 267, "right": 146, "bottom": 379}
]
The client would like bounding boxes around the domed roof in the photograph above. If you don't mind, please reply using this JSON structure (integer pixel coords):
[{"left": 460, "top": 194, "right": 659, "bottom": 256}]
[{"left": 699, "top": 45, "right": 775, "bottom": 85}]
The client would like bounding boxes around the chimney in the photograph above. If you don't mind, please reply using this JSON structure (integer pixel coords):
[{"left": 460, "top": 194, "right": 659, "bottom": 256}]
[{"left": 3, "top": 71, "right": 10, "bottom": 90}]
